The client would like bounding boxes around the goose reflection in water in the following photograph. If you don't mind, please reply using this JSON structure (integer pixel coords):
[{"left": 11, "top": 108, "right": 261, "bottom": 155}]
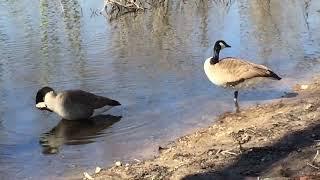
[{"left": 39, "top": 115, "right": 121, "bottom": 154}]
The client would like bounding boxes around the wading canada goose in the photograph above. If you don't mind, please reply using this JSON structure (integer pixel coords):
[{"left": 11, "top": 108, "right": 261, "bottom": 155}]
[
  {"left": 204, "top": 40, "right": 281, "bottom": 111},
  {"left": 35, "top": 87, "right": 121, "bottom": 120}
]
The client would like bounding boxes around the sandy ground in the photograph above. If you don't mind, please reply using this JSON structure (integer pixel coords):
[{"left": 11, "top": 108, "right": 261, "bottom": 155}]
[{"left": 88, "top": 78, "right": 320, "bottom": 180}]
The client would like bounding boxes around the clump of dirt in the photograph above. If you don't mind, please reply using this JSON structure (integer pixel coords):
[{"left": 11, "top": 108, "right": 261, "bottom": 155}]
[{"left": 93, "top": 79, "right": 320, "bottom": 180}]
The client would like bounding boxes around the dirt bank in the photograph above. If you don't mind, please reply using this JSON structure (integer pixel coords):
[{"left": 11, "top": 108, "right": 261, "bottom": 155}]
[{"left": 92, "top": 79, "right": 320, "bottom": 180}]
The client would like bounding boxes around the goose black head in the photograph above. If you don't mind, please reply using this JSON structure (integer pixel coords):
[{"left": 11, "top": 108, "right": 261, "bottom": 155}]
[
  {"left": 214, "top": 40, "right": 231, "bottom": 52},
  {"left": 211, "top": 40, "right": 231, "bottom": 64},
  {"left": 36, "top": 86, "right": 54, "bottom": 111}
]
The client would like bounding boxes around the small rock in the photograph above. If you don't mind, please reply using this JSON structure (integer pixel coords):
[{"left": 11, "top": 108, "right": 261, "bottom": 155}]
[
  {"left": 304, "top": 104, "right": 314, "bottom": 111},
  {"left": 83, "top": 172, "right": 94, "bottom": 180},
  {"left": 208, "top": 151, "right": 213, "bottom": 156},
  {"left": 115, "top": 161, "right": 122, "bottom": 167},
  {"left": 125, "top": 163, "right": 130, "bottom": 167},
  {"left": 95, "top": 166, "right": 102, "bottom": 174},
  {"left": 300, "top": 84, "right": 309, "bottom": 90}
]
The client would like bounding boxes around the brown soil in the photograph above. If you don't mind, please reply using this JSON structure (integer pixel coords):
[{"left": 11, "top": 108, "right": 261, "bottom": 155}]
[{"left": 92, "top": 79, "right": 320, "bottom": 180}]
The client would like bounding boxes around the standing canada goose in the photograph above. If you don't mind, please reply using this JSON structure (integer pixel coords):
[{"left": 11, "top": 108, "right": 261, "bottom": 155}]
[
  {"left": 35, "top": 87, "right": 121, "bottom": 120},
  {"left": 204, "top": 40, "right": 281, "bottom": 110}
]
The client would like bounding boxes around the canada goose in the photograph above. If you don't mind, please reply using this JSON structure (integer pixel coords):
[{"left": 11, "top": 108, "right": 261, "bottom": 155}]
[
  {"left": 35, "top": 87, "right": 121, "bottom": 120},
  {"left": 204, "top": 40, "right": 281, "bottom": 110}
]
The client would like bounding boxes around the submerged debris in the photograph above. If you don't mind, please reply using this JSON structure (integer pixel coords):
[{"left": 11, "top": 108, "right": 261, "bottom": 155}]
[
  {"left": 102, "top": 0, "right": 144, "bottom": 19},
  {"left": 101, "top": 0, "right": 168, "bottom": 20}
]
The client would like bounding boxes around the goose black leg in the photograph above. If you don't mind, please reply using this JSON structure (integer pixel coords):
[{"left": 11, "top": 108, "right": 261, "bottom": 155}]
[
  {"left": 234, "top": 91, "right": 238, "bottom": 103},
  {"left": 234, "top": 91, "right": 240, "bottom": 113}
]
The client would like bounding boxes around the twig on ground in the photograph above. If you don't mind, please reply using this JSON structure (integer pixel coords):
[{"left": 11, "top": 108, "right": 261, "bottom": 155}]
[
  {"left": 215, "top": 149, "right": 222, "bottom": 155},
  {"left": 313, "top": 150, "right": 319, "bottom": 162},
  {"left": 246, "top": 128, "right": 256, "bottom": 134},
  {"left": 307, "top": 162, "right": 320, "bottom": 170},
  {"left": 221, "top": 150, "right": 238, "bottom": 156}
]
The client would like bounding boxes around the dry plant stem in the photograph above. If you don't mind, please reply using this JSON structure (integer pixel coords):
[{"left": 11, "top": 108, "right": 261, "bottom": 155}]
[
  {"left": 221, "top": 150, "right": 238, "bottom": 156},
  {"left": 307, "top": 163, "right": 320, "bottom": 170}
]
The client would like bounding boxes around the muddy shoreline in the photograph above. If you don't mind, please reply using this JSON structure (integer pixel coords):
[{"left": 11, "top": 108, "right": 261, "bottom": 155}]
[{"left": 89, "top": 78, "right": 320, "bottom": 180}]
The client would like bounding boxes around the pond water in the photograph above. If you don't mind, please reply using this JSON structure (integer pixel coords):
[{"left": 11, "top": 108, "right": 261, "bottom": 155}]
[{"left": 0, "top": 0, "right": 320, "bottom": 179}]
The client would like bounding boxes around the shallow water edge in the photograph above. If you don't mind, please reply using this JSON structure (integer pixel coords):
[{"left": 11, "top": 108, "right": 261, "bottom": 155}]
[{"left": 91, "top": 76, "right": 320, "bottom": 179}]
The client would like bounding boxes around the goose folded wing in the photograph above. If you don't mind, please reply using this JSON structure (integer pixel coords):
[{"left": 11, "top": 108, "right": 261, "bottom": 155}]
[
  {"left": 217, "top": 58, "right": 273, "bottom": 85},
  {"left": 62, "top": 90, "right": 119, "bottom": 109}
]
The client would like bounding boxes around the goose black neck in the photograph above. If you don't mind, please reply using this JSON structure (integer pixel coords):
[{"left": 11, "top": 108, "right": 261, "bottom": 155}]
[{"left": 210, "top": 47, "right": 220, "bottom": 64}]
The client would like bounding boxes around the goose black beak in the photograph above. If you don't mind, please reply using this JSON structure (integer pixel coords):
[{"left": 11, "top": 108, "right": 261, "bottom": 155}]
[
  {"left": 226, "top": 44, "right": 231, "bottom": 48},
  {"left": 37, "top": 107, "right": 53, "bottom": 112},
  {"left": 36, "top": 103, "right": 53, "bottom": 112}
]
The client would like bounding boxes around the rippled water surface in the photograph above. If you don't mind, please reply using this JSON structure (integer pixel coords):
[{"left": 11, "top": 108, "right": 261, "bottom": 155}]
[{"left": 1, "top": 0, "right": 320, "bottom": 179}]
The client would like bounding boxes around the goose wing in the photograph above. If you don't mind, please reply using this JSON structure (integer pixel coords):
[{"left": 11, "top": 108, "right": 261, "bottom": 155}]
[
  {"left": 60, "top": 90, "right": 121, "bottom": 109},
  {"left": 214, "top": 58, "right": 280, "bottom": 85}
]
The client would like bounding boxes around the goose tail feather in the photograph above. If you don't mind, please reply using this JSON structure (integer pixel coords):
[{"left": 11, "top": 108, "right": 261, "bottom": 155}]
[
  {"left": 268, "top": 70, "right": 282, "bottom": 80},
  {"left": 109, "top": 100, "right": 121, "bottom": 106}
]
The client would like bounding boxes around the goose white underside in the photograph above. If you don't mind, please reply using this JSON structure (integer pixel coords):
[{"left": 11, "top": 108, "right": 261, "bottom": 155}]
[{"left": 204, "top": 57, "right": 224, "bottom": 86}]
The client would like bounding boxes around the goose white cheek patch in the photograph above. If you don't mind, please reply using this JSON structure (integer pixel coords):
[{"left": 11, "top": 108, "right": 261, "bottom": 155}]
[
  {"left": 36, "top": 102, "right": 47, "bottom": 109},
  {"left": 219, "top": 42, "right": 226, "bottom": 49}
]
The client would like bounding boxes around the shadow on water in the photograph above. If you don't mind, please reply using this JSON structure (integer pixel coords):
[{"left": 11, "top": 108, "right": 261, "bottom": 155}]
[
  {"left": 239, "top": 89, "right": 298, "bottom": 101},
  {"left": 39, "top": 115, "right": 121, "bottom": 154},
  {"left": 182, "top": 121, "right": 320, "bottom": 180},
  {"left": 224, "top": 88, "right": 298, "bottom": 113}
]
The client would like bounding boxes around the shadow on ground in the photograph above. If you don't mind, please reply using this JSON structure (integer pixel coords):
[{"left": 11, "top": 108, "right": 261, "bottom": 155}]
[{"left": 182, "top": 121, "right": 320, "bottom": 180}]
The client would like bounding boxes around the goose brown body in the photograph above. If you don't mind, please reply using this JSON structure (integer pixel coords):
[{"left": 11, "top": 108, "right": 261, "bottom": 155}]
[
  {"left": 36, "top": 87, "right": 121, "bottom": 120},
  {"left": 204, "top": 57, "right": 281, "bottom": 88}
]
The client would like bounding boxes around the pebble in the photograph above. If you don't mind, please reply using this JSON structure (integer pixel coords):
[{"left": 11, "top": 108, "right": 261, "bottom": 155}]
[
  {"left": 83, "top": 172, "right": 94, "bottom": 180},
  {"left": 304, "top": 104, "right": 313, "bottom": 110},
  {"left": 115, "top": 161, "right": 122, "bottom": 167},
  {"left": 95, "top": 166, "right": 102, "bottom": 174},
  {"left": 300, "top": 84, "right": 309, "bottom": 90}
]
